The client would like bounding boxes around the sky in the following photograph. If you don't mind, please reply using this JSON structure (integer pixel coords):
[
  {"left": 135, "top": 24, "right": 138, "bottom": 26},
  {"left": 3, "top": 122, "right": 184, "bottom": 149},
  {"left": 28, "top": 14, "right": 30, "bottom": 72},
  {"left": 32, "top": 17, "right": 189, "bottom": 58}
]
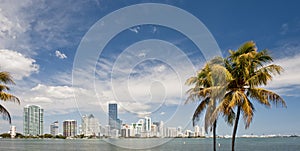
[{"left": 0, "top": 0, "right": 300, "bottom": 136}]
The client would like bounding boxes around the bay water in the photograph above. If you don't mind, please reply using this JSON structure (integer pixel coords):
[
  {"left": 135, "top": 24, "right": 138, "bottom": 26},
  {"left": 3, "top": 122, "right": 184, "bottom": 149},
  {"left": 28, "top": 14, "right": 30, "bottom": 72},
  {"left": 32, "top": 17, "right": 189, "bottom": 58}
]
[{"left": 0, "top": 137, "right": 299, "bottom": 151}]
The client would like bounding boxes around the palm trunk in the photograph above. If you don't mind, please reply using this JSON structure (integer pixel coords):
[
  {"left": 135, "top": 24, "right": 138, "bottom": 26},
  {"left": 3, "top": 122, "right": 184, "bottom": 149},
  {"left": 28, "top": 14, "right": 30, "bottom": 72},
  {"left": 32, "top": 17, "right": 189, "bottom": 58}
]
[
  {"left": 232, "top": 106, "right": 241, "bottom": 151},
  {"left": 213, "top": 120, "right": 217, "bottom": 151}
]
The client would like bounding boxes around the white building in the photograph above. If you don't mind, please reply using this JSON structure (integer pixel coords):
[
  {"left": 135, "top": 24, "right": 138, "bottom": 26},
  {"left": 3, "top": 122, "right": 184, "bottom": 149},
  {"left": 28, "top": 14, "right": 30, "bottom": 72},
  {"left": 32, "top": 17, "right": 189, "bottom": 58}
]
[
  {"left": 159, "top": 121, "right": 164, "bottom": 137},
  {"left": 194, "top": 125, "right": 200, "bottom": 137},
  {"left": 144, "top": 116, "right": 152, "bottom": 137},
  {"left": 166, "top": 127, "right": 177, "bottom": 137},
  {"left": 131, "top": 119, "right": 144, "bottom": 137},
  {"left": 10, "top": 126, "right": 16, "bottom": 138},
  {"left": 177, "top": 126, "right": 183, "bottom": 137},
  {"left": 81, "top": 114, "right": 100, "bottom": 136},
  {"left": 121, "top": 124, "right": 131, "bottom": 137},
  {"left": 23, "top": 105, "right": 43, "bottom": 136},
  {"left": 50, "top": 121, "right": 59, "bottom": 136}
]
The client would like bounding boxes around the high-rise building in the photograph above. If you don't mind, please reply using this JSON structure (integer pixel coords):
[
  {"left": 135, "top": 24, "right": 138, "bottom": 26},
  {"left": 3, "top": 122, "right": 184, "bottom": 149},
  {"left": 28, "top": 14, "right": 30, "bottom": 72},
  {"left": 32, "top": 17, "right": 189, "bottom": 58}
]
[
  {"left": 23, "top": 105, "right": 44, "bottom": 136},
  {"left": 10, "top": 126, "right": 16, "bottom": 138},
  {"left": 50, "top": 121, "right": 59, "bottom": 136},
  {"left": 81, "top": 114, "right": 100, "bottom": 136},
  {"left": 63, "top": 120, "right": 77, "bottom": 137},
  {"left": 108, "top": 103, "right": 122, "bottom": 131},
  {"left": 194, "top": 125, "right": 200, "bottom": 137}
]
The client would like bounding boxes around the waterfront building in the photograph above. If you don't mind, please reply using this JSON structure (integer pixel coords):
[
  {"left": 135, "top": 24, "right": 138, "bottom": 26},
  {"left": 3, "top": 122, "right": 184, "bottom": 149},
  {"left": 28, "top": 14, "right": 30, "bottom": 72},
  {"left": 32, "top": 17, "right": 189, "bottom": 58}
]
[
  {"left": 177, "top": 126, "right": 183, "bottom": 137},
  {"left": 81, "top": 114, "right": 100, "bottom": 136},
  {"left": 144, "top": 116, "right": 152, "bottom": 137},
  {"left": 63, "top": 120, "right": 77, "bottom": 137},
  {"left": 108, "top": 103, "right": 122, "bottom": 131},
  {"left": 23, "top": 105, "right": 44, "bottom": 136},
  {"left": 131, "top": 119, "right": 144, "bottom": 137},
  {"left": 10, "top": 125, "right": 16, "bottom": 138},
  {"left": 194, "top": 125, "right": 200, "bottom": 137},
  {"left": 50, "top": 121, "right": 59, "bottom": 136},
  {"left": 121, "top": 124, "right": 131, "bottom": 137},
  {"left": 159, "top": 121, "right": 165, "bottom": 137},
  {"left": 185, "top": 130, "right": 194, "bottom": 137},
  {"left": 166, "top": 127, "right": 177, "bottom": 137}
]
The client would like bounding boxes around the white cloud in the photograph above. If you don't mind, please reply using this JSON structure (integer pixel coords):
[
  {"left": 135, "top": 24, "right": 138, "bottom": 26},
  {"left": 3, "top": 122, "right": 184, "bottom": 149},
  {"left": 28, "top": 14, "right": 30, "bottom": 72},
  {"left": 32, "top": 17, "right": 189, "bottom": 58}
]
[
  {"left": 266, "top": 53, "right": 300, "bottom": 96},
  {"left": 0, "top": 49, "right": 39, "bottom": 80},
  {"left": 55, "top": 50, "right": 67, "bottom": 59},
  {"left": 280, "top": 23, "right": 289, "bottom": 35},
  {"left": 263, "top": 41, "right": 300, "bottom": 96}
]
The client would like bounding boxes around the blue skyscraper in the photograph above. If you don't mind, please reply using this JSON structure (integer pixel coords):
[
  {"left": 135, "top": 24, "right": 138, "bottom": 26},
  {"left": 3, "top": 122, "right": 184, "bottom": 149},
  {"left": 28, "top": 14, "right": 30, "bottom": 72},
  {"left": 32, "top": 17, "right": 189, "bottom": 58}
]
[{"left": 108, "top": 103, "right": 121, "bottom": 131}]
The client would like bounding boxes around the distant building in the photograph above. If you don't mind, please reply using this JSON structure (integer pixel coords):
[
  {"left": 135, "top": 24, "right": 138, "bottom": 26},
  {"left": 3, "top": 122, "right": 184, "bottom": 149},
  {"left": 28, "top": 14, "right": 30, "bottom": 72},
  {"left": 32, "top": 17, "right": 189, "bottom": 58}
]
[
  {"left": 144, "top": 116, "right": 152, "bottom": 137},
  {"left": 121, "top": 124, "right": 131, "bottom": 138},
  {"left": 23, "top": 105, "right": 44, "bottom": 136},
  {"left": 81, "top": 114, "right": 100, "bottom": 136},
  {"left": 10, "top": 126, "right": 16, "bottom": 138},
  {"left": 50, "top": 121, "right": 59, "bottom": 136},
  {"left": 108, "top": 103, "right": 122, "bottom": 132},
  {"left": 166, "top": 127, "right": 177, "bottom": 137},
  {"left": 159, "top": 121, "right": 164, "bottom": 137},
  {"left": 63, "top": 120, "right": 77, "bottom": 137},
  {"left": 177, "top": 126, "right": 183, "bottom": 137},
  {"left": 194, "top": 125, "right": 200, "bottom": 137},
  {"left": 185, "top": 130, "right": 194, "bottom": 137},
  {"left": 131, "top": 119, "right": 144, "bottom": 137}
]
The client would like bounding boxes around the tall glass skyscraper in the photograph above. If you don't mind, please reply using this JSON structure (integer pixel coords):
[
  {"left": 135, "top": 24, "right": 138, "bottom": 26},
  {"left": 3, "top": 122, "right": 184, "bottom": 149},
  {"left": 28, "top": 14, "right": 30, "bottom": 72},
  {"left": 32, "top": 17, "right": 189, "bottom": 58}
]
[
  {"left": 23, "top": 105, "right": 44, "bottom": 136},
  {"left": 108, "top": 103, "right": 122, "bottom": 131},
  {"left": 109, "top": 103, "right": 117, "bottom": 130}
]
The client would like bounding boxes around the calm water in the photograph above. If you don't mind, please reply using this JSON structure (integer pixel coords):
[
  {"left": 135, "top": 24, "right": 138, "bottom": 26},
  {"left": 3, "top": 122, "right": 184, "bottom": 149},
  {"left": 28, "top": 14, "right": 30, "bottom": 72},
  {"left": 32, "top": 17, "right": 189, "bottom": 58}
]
[{"left": 0, "top": 137, "right": 299, "bottom": 151}]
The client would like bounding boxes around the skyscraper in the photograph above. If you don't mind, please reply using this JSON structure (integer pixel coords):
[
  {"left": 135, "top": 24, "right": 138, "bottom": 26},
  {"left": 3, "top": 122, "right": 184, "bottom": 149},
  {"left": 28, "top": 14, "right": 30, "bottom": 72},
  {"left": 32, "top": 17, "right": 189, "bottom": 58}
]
[
  {"left": 63, "top": 120, "right": 77, "bottom": 137},
  {"left": 50, "top": 121, "right": 59, "bottom": 136},
  {"left": 23, "top": 105, "right": 44, "bottom": 136},
  {"left": 81, "top": 114, "right": 100, "bottom": 136},
  {"left": 108, "top": 103, "right": 121, "bottom": 131}
]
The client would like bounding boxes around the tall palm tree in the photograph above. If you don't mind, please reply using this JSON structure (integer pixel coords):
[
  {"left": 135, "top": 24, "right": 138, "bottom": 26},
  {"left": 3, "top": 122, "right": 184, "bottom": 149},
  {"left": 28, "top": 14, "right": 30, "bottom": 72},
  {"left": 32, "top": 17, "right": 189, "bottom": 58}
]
[
  {"left": 0, "top": 71, "right": 20, "bottom": 124},
  {"left": 186, "top": 57, "right": 234, "bottom": 151},
  {"left": 213, "top": 41, "right": 286, "bottom": 151}
]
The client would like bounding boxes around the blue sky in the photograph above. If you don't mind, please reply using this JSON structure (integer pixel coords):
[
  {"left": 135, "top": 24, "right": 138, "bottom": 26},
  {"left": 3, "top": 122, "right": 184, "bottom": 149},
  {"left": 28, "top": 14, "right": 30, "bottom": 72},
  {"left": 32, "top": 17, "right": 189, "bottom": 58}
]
[{"left": 0, "top": 0, "right": 300, "bottom": 136}]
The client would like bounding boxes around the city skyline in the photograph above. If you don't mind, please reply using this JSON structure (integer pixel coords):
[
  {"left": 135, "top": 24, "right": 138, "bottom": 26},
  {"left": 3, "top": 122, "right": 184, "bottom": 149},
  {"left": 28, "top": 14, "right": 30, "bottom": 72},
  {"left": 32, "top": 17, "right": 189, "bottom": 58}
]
[{"left": 0, "top": 1, "right": 300, "bottom": 136}]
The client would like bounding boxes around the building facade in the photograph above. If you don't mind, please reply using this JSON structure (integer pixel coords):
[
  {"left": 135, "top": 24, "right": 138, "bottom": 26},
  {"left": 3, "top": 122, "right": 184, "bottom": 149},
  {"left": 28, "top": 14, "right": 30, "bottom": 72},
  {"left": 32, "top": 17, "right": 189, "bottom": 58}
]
[
  {"left": 23, "top": 105, "right": 44, "bottom": 136},
  {"left": 50, "top": 121, "right": 59, "bottom": 136},
  {"left": 81, "top": 114, "right": 100, "bottom": 136},
  {"left": 108, "top": 103, "right": 122, "bottom": 132},
  {"left": 63, "top": 120, "right": 77, "bottom": 137},
  {"left": 10, "top": 126, "right": 16, "bottom": 138}
]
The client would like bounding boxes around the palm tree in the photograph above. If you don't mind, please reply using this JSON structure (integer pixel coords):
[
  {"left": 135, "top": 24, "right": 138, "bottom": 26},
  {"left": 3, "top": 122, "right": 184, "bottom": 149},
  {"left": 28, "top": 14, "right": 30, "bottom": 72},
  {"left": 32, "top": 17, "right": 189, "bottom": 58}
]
[
  {"left": 0, "top": 71, "right": 20, "bottom": 124},
  {"left": 213, "top": 41, "right": 286, "bottom": 151},
  {"left": 186, "top": 57, "right": 234, "bottom": 151}
]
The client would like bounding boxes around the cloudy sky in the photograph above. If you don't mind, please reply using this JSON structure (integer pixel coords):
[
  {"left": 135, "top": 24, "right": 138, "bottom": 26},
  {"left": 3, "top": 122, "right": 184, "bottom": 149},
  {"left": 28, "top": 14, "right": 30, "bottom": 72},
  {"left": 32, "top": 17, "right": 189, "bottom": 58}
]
[{"left": 0, "top": 0, "right": 300, "bottom": 136}]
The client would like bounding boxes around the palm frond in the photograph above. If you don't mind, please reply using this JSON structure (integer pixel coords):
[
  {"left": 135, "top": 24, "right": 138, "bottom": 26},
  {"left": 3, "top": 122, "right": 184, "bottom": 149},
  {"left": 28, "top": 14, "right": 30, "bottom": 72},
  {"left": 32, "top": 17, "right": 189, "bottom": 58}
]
[
  {"left": 249, "top": 88, "right": 286, "bottom": 107},
  {"left": 0, "top": 105, "right": 11, "bottom": 124},
  {"left": 241, "top": 97, "right": 254, "bottom": 128},
  {"left": 0, "top": 72, "right": 15, "bottom": 84},
  {"left": 192, "top": 97, "right": 210, "bottom": 126},
  {"left": 0, "top": 92, "right": 20, "bottom": 104}
]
